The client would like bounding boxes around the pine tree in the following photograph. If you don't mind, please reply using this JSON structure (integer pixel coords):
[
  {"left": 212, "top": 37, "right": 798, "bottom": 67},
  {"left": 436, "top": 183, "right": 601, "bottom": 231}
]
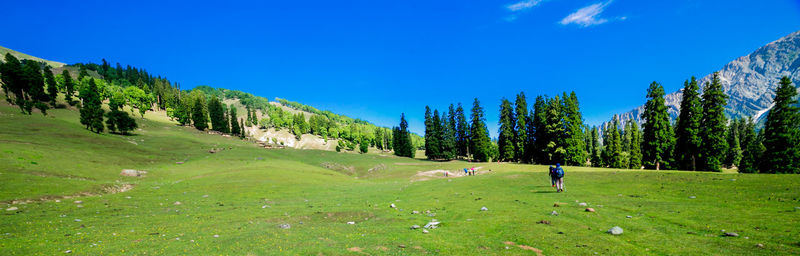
[
  {"left": 230, "top": 107, "right": 240, "bottom": 136},
  {"left": 424, "top": 106, "right": 440, "bottom": 159},
  {"left": 760, "top": 76, "right": 800, "bottom": 173},
  {"left": 641, "top": 81, "right": 674, "bottom": 170},
  {"left": 44, "top": 66, "right": 58, "bottom": 107},
  {"left": 394, "top": 113, "right": 415, "bottom": 158},
  {"left": 725, "top": 120, "right": 742, "bottom": 168},
  {"left": 562, "top": 92, "right": 586, "bottom": 166},
  {"left": 739, "top": 118, "right": 763, "bottom": 173},
  {"left": 431, "top": 109, "right": 444, "bottom": 159},
  {"left": 441, "top": 106, "right": 457, "bottom": 160},
  {"left": 61, "top": 70, "right": 76, "bottom": 105},
  {"left": 590, "top": 126, "right": 603, "bottom": 167},
  {"left": 628, "top": 120, "right": 642, "bottom": 169},
  {"left": 497, "top": 98, "right": 516, "bottom": 162},
  {"left": 240, "top": 118, "right": 246, "bottom": 138},
  {"left": 674, "top": 77, "right": 703, "bottom": 171},
  {"left": 699, "top": 73, "right": 728, "bottom": 172},
  {"left": 469, "top": 98, "right": 491, "bottom": 162},
  {"left": 359, "top": 137, "right": 369, "bottom": 154},
  {"left": 603, "top": 115, "right": 624, "bottom": 168},
  {"left": 0, "top": 54, "right": 24, "bottom": 110},
  {"left": 544, "top": 96, "right": 566, "bottom": 164},
  {"left": 22, "top": 61, "right": 47, "bottom": 115},
  {"left": 514, "top": 92, "right": 528, "bottom": 162},
  {"left": 455, "top": 103, "right": 469, "bottom": 157},
  {"left": 191, "top": 96, "right": 208, "bottom": 131},
  {"left": 208, "top": 96, "right": 226, "bottom": 132},
  {"left": 531, "top": 95, "right": 548, "bottom": 164},
  {"left": 79, "top": 79, "right": 104, "bottom": 133}
]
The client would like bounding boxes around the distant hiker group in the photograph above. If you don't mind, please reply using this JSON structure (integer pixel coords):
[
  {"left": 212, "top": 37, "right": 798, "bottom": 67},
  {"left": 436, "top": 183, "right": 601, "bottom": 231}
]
[{"left": 549, "top": 163, "right": 565, "bottom": 192}]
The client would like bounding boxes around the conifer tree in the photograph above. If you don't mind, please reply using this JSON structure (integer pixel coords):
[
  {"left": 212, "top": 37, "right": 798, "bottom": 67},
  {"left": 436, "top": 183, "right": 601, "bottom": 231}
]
[
  {"left": 497, "top": 98, "right": 516, "bottom": 162},
  {"left": 230, "top": 108, "right": 240, "bottom": 136},
  {"left": 424, "top": 106, "right": 440, "bottom": 159},
  {"left": 61, "top": 70, "right": 76, "bottom": 105},
  {"left": 44, "top": 66, "right": 58, "bottom": 107},
  {"left": 455, "top": 103, "right": 469, "bottom": 157},
  {"left": 0, "top": 54, "right": 24, "bottom": 109},
  {"left": 562, "top": 92, "right": 586, "bottom": 166},
  {"left": 602, "top": 115, "right": 624, "bottom": 168},
  {"left": 240, "top": 118, "right": 246, "bottom": 138},
  {"left": 674, "top": 77, "right": 702, "bottom": 171},
  {"left": 191, "top": 96, "right": 208, "bottom": 131},
  {"left": 590, "top": 126, "right": 602, "bottom": 167},
  {"left": 699, "top": 73, "right": 728, "bottom": 172},
  {"left": 739, "top": 118, "right": 763, "bottom": 173},
  {"left": 531, "top": 95, "right": 548, "bottom": 163},
  {"left": 394, "top": 113, "right": 415, "bottom": 158},
  {"left": 760, "top": 76, "right": 800, "bottom": 173},
  {"left": 641, "top": 81, "right": 674, "bottom": 170},
  {"left": 79, "top": 79, "right": 104, "bottom": 133},
  {"left": 628, "top": 120, "right": 642, "bottom": 169},
  {"left": 725, "top": 120, "right": 742, "bottom": 168},
  {"left": 208, "top": 96, "right": 226, "bottom": 132},
  {"left": 469, "top": 98, "right": 491, "bottom": 162},
  {"left": 442, "top": 106, "right": 457, "bottom": 160},
  {"left": 22, "top": 61, "right": 47, "bottom": 114},
  {"left": 544, "top": 96, "right": 566, "bottom": 163},
  {"left": 514, "top": 92, "right": 528, "bottom": 162}
]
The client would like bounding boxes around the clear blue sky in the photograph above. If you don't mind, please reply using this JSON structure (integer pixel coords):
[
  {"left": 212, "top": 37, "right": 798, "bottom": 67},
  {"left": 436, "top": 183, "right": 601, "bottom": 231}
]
[{"left": 2, "top": 0, "right": 799, "bottom": 135}]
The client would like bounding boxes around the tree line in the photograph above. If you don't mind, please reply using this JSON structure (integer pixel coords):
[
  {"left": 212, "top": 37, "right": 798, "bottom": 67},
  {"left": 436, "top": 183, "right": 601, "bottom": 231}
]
[{"left": 418, "top": 73, "right": 799, "bottom": 173}]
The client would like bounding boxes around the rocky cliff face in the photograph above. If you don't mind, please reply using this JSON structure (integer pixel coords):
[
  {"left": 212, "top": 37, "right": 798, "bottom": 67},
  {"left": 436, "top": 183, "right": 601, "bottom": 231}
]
[{"left": 619, "top": 30, "right": 800, "bottom": 125}]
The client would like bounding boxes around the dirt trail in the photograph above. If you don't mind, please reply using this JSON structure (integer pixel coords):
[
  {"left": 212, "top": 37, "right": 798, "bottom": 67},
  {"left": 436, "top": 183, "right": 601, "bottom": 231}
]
[{"left": 411, "top": 167, "right": 488, "bottom": 181}]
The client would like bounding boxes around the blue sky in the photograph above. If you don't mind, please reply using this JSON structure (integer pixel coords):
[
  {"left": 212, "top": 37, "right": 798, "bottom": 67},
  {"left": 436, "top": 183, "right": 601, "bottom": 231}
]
[{"left": 2, "top": 0, "right": 799, "bottom": 135}]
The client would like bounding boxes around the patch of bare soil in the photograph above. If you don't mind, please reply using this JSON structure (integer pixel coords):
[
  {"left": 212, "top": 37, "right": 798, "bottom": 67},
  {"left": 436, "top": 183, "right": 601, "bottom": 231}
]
[
  {"left": 411, "top": 166, "right": 486, "bottom": 181},
  {"left": 503, "top": 241, "right": 543, "bottom": 256},
  {"left": 5, "top": 183, "right": 135, "bottom": 205}
]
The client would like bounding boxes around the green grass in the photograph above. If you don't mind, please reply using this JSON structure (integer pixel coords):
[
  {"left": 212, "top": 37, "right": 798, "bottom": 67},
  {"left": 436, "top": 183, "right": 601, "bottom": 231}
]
[{"left": 1, "top": 102, "right": 799, "bottom": 255}]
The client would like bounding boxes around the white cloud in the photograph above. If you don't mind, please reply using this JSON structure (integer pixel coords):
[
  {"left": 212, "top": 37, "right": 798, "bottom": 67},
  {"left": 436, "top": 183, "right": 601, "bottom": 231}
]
[
  {"left": 559, "top": 1, "right": 615, "bottom": 27},
  {"left": 507, "top": 0, "right": 544, "bottom": 12}
]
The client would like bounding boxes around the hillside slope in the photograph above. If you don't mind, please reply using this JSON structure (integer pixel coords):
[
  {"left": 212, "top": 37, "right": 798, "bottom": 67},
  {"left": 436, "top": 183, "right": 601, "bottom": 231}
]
[
  {"left": 619, "top": 30, "right": 800, "bottom": 124},
  {"left": 0, "top": 46, "right": 65, "bottom": 68}
]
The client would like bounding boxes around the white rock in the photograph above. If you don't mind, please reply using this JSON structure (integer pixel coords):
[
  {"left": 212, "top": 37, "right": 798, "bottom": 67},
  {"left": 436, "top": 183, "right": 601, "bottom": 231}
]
[
  {"left": 74, "top": 201, "right": 83, "bottom": 204},
  {"left": 607, "top": 226, "right": 623, "bottom": 235},
  {"left": 213, "top": 234, "right": 219, "bottom": 238},
  {"left": 578, "top": 202, "right": 588, "bottom": 207},
  {"left": 422, "top": 229, "right": 429, "bottom": 234},
  {"left": 551, "top": 211, "right": 559, "bottom": 216},
  {"left": 347, "top": 221, "right": 355, "bottom": 225},
  {"left": 390, "top": 203, "right": 396, "bottom": 208},
  {"left": 174, "top": 201, "right": 182, "bottom": 205},
  {"left": 480, "top": 207, "right": 488, "bottom": 211},
  {"left": 6, "top": 207, "right": 18, "bottom": 211}
]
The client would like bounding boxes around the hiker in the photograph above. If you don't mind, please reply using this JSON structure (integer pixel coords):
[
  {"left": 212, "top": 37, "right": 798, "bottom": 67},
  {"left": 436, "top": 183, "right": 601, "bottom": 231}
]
[
  {"left": 470, "top": 167, "right": 476, "bottom": 176},
  {"left": 548, "top": 165, "right": 556, "bottom": 187},
  {"left": 464, "top": 168, "right": 469, "bottom": 176},
  {"left": 553, "top": 163, "right": 565, "bottom": 192}
]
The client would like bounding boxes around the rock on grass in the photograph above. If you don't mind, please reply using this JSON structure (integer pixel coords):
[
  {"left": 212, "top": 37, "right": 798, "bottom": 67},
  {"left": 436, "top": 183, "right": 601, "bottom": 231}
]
[{"left": 607, "top": 226, "right": 623, "bottom": 235}]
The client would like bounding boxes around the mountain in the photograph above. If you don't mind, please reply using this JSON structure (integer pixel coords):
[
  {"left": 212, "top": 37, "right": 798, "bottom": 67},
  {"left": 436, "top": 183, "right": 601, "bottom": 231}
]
[
  {"left": 0, "top": 46, "right": 66, "bottom": 68},
  {"left": 618, "top": 30, "right": 800, "bottom": 125}
]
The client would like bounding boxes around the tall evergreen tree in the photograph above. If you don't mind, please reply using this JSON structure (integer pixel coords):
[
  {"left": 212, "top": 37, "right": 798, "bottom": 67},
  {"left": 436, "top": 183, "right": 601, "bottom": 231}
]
[
  {"left": 562, "top": 92, "right": 586, "bottom": 166},
  {"left": 442, "top": 106, "right": 457, "bottom": 160},
  {"left": 79, "top": 79, "right": 104, "bottom": 133},
  {"left": 531, "top": 95, "right": 548, "bottom": 163},
  {"left": 628, "top": 120, "right": 643, "bottom": 169},
  {"left": 641, "top": 81, "right": 674, "bottom": 170},
  {"left": 699, "top": 73, "right": 728, "bottom": 172},
  {"left": 44, "top": 66, "right": 58, "bottom": 107},
  {"left": 590, "top": 126, "right": 603, "bottom": 167},
  {"left": 544, "top": 96, "right": 566, "bottom": 163},
  {"left": 431, "top": 109, "right": 444, "bottom": 159},
  {"left": 61, "top": 70, "right": 76, "bottom": 105},
  {"left": 674, "top": 77, "right": 703, "bottom": 171},
  {"left": 230, "top": 107, "right": 240, "bottom": 136},
  {"left": 602, "top": 116, "right": 624, "bottom": 168},
  {"left": 497, "top": 98, "right": 516, "bottom": 162},
  {"left": 725, "top": 120, "right": 742, "bottom": 168},
  {"left": 394, "top": 113, "right": 415, "bottom": 158},
  {"left": 760, "top": 76, "right": 800, "bottom": 173},
  {"left": 455, "top": 103, "right": 469, "bottom": 157},
  {"left": 22, "top": 61, "right": 47, "bottom": 114},
  {"left": 191, "top": 96, "right": 208, "bottom": 131},
  {"left": 469, "top": 98, "right": 492, "bottom": 162},
  {"left": 739, "top": 118, "right": 763, "bottom": 173},
  {"left": 424, "top": 106, "right": 440, "bottom": 159},
  {"left": 0, "top": 54, "right": 24, "bottom": 110},
  {"left": 208, "top": 96, "right": 226, "bottom": 133},
  {"left": 514, "top": 92, "right": 528, "bottom": 162}
]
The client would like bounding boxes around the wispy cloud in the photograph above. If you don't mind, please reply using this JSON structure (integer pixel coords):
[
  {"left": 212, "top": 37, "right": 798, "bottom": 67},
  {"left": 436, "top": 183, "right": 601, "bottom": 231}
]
[
  {"left": 506, "top": 0, "right": 544, "bottom": 12},
  {"left": 559, "top": 1, "right": 616, "bottom": 27}
]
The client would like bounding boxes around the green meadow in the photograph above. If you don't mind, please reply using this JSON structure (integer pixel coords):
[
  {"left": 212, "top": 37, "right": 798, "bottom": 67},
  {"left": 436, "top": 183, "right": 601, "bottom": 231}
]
[{"left": 1, "top": 104, "right": 799, "bottom": 255}]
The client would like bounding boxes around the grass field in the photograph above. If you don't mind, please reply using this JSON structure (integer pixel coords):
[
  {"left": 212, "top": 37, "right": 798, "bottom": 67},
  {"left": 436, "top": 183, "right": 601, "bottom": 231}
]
[{"left": 1, "top": 102, "right": 800, "bottom": 255}]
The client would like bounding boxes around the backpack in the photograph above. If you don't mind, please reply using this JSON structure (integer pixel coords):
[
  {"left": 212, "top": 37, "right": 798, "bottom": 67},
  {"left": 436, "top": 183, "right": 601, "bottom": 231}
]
[{"left": 555, "top": 167, "right": 564, "bottom": 178}]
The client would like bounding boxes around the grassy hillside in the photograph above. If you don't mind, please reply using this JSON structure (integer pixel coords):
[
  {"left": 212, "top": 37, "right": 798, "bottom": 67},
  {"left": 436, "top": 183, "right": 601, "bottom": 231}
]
[
  {"left": 0, "top": 46, "right": 66, "bottom": 68},
  {"left": 1, "top": 100, "right": 799, "bottom": 255}
]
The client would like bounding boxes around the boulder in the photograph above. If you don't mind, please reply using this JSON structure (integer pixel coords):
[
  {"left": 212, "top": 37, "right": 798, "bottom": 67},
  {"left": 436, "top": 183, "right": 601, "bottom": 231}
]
[
  {"left": 120, "top": 169, "right": 147, "bottom": 177},
  {"left": 578, "top": 202, "right": 588, "bottom": 207},
  {"left": 347, "top": 221, "right": 355, "bottom": 225},
  {"left": 607, "top": 226, "right": 623, "bottom": 235},
  {"left": 585, "top": 208, "right": 595, "bottom": 212},
  {"left": 480, "top": 206, "right": 488, "bottom": 211},
  {"left": 551, "top": 211, "right": 559, "bottom": 216},
  {"left": 410, "top": 225, "right": 421, "bottom": 230},
  {"left": 6, "top": 207, "right": 18, "bottom": 211},
  {"left": 422, "top": 229, "right": 429, "bottom": 234},
  {"left": 279, "top": 224, "right": 291, "bottom": 229},
  {"left": 424, "top": 219, "right": 440, "bottom": 229},
  {"left": 390, "top": 203, "right": 396, "bottom": 208},
  {"left": 724, "top": 232, "right": 739, "bottom": 237}
]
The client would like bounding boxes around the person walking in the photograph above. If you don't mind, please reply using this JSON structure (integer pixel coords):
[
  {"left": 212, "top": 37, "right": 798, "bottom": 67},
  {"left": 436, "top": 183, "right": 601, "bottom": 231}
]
[
  {"left": 548, "top": 165, "right": 556, "bottom": 187},
  {"left": 553, "top": 163, "right": 565, "bottom": 192}
]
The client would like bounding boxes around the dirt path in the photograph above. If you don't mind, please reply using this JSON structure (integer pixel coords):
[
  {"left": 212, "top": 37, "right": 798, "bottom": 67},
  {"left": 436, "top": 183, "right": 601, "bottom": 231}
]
[{"left": 411, "top": 167, "right": 489, "bottom": 181}]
